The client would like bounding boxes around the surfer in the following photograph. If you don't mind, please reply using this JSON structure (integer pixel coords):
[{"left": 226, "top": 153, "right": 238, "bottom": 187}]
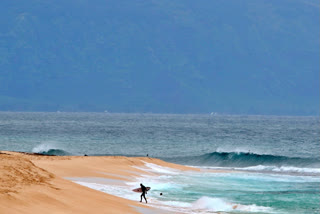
[{"left": 140, "top": 183, "right": 147, "bottom": 203}]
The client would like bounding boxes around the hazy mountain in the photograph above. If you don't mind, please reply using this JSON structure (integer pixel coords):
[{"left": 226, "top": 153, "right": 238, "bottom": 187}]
[{"left": 0, "top": 0, "right": 319, "bottom": 115}]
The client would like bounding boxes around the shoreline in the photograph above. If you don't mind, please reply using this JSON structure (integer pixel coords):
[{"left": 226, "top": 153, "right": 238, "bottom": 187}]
[
  {"left": 2, "top": 151, "right": 318, "bottom": 213},
  {"left": 0, "top": 151, "right": 197, "bottom": 214}
]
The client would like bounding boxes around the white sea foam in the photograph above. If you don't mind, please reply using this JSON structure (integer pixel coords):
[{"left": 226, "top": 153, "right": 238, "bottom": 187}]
[
  {"left": 72, "top": 180, "right": 189, "bottom": 213},
  {"left": 157, "top": 200, "right": 191, "bottom": 208},
  {"left": 74, "top": 180, "right": 274, "bottom": 214},
  {"left": 192, "top": 197, "right": 233, "bottom": 211},
  {"left": 242, "top": 165, "right": 320, "bottom": 174},
  {"left": 215, "top": 147, "right": 266, "bottom": 155},
  {"left": 125, "top": 174, "right": 185, "bottom": 193},
  {"left": 74, "top": 181, "right": 137, "bottom": 201},
  {"left": 194, "top": 164, "right": 320, "bottom": 176},
  {"left": 197, "top": 166, "right": 320, "bottom": 183},
  {"left": 192, "top": 196, "right": 272, "bottom": 213},
  {"left": 134, "top": 162, "right": 181, "bottom": 175}
]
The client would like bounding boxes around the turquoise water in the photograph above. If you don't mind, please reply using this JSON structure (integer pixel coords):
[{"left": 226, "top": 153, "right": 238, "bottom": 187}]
[
  {"left": 0, "top": 112, "right": 319, "bottom": 213},
  {"left": 72, "top": 163, "right": 320, "bottom": 213},
  {"left": 147, "top": 170, "right": 320, "bottom": 213}
]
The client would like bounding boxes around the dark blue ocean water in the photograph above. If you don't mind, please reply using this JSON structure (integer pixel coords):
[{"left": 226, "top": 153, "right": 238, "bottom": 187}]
[
  {"left": 0, "top": 112, "right": 319, "bottom": 158},
  {"left": 1, "top": 112, "right": 319, "bottom": 213}
]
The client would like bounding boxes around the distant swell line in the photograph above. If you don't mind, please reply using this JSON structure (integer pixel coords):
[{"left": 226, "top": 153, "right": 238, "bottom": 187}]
[{"left": 164, "top": 152, "right": 320, "bottom": 168}]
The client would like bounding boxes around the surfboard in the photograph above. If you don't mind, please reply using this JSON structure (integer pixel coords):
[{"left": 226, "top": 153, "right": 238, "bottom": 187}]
[{"left": 132, "top": 187, "right": 151, "bottom": 193}]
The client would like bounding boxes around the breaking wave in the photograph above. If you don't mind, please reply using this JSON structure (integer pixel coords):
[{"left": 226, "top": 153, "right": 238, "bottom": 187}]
[
  {"left": 37, "top": 148, "right": 71, "bottom": 156},
  {"left": 192, "top": 196, "right": 272, "bottom": 213},
  {"left": 32, "top": 143, "right": 71, "bottom": 156},
  {"left": 165, "top": 151, "right": 320, "bottom": 168}
]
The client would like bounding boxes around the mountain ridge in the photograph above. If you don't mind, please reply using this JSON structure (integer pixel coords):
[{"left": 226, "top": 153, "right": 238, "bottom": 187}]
[{"left": 0, "top": 0, "right": 319, "bottom": 115}]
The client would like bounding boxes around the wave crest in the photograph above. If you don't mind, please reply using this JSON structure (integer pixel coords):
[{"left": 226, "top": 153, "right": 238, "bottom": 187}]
[
  {"left": 166, "top": 151, "right": 320, "bottom": 168},
  {"left": 32, "top": 143, "right": 70, "bottom": 156}
]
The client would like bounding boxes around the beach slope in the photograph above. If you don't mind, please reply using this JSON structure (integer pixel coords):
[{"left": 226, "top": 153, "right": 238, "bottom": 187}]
[{"left": 0, "top": 151, "right": 194, "bottom": 214}]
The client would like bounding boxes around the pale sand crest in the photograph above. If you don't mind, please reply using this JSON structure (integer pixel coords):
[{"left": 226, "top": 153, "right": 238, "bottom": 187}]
[{"left": 0, "top": 151, "right": 197, "bottom": 214}]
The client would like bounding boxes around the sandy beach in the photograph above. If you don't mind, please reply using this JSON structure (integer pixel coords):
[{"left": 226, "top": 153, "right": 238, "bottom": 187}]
[{"left": 0, "top": 151, "right": 196, "bottom": 214}]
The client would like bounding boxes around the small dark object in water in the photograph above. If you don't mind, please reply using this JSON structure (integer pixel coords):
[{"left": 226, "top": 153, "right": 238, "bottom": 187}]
[
  {"left": 84, "top": 154, "right": 88, "bottom": 156},
  {"left": 160, "top": 193, "right": 162, "bottom": 196}
]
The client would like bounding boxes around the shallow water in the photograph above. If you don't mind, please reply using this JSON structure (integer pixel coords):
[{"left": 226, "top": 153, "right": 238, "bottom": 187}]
[
  {"left": 1, "top": 112, "right": 319, "bottom": 213},
  {"left": 71, "top": 163, "right": 320, "bottom": 214}
]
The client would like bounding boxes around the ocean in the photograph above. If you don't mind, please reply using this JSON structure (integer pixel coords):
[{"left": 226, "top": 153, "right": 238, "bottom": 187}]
[{"left": 0, "top": 112, "right": 319, "bottom": 213}]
